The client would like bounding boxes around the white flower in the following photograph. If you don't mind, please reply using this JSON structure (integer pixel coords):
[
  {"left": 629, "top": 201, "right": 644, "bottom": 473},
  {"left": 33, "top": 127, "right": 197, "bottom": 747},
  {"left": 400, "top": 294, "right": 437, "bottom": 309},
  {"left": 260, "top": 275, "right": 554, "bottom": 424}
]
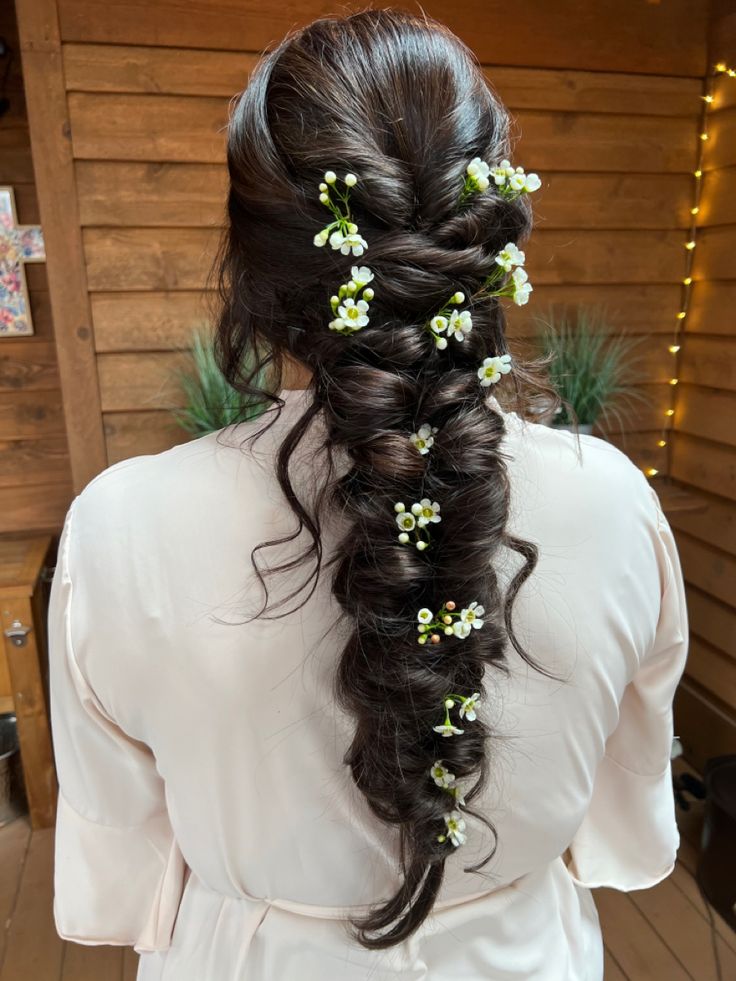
[
  {"left": 524, "top": 172, "right": 541, "bottom": 192},
  {"left": 509, "top": 172, "right": 526, "bottom": 191},
  {"left": 478, "top": 354, "right": 512, "bottom": 387},
  {"left": 452, "top": 620, "right": 472, "bottom": 639},
  {"left": 344, "top": 173, "right": 357, "bottom": 186},
  {"left": 447, "top": 308, "right": 473, "bottom": 342},
  {"left": 339, "top": 232, "right": 368, "bottom": 257},
  {"left": 460, "top": 601, "right": 485, "bottom": 630},
  {"left": 459, "top": 693, "right": 481, "bottom": 721},
  {"left": 467, "top": 157, "right": 490, "bottom": 181},
  {"left": 450, "top": 291, "right": 465, "bottom": 304},
  {"left": 415, "top": 499, "right": 441, "bottom": 528},
  {"left": 494, "top": 242, "right": 526, "bottom": 272},
  {"left": 435, "top": 336, "right": 448, "bottom": 350},
  {"left": 444, "top": 810, "right": 467, "bottom": 847},
  {"left": 433, "top": 722, "right": 465, "bottom": 738},
  {"left": 430, "top": 761, "right": 456, "bottom": 788},
  {"left": 350, "top": 265, "right": 374, "bottom": 287},
  {"left": 396, "top": 511, "right": 416, "bottom": 533},
  {"left": 451, "top": 786, "right": 466, "bottom": 806},
  {"left": 430, "top": 315, "right": 448, "bottom": 334},
  {"left": 417, "top": 608, "right": 433, "bottom": 625},
  {"left": 328, "top": 318, "right": 346, "bottom": 332},
  {"left": 324, "top": 170, "right": 337, "bottom": 184},
  {"left": 319, "top": 192, "right": 329, "bottom": 204},
  {"left": 398, "top": 532, "right": 410, "bottom": 544},
  {"left": 491, "top": 159, "right": 514, "bottom": 186},
  {"left": 416, "top": 541, "right": 428, "bottom": 551},
  {"left": 313, "top": 229, "right": 329, "bottom": 247},
  {"left": 337, "top": 297, "right": 369, "bottom": 329},
  {"left": 511, "top": 266, "right": 533, "bottom": 306},
  {"left": 410, "top": 423, "right": 438, "bottom": 455}
]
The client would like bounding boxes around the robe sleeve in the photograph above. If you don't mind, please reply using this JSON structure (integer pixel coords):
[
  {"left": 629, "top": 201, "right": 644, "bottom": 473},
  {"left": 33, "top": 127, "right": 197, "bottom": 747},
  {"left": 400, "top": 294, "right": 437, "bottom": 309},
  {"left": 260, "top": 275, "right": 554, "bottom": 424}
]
[
  {"left": 48, "top": 498, "right": 187, "bottom": 952},
  {"left": 565, "top": 483, "right": 689, "bottom": 891}
]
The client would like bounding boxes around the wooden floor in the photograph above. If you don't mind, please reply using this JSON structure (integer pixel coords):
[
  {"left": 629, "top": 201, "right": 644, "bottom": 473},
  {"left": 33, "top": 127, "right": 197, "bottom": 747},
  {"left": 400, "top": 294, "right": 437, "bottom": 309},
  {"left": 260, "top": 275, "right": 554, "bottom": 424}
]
[{"left": 0, "top": 789, "right": 733, "bottom": 980}]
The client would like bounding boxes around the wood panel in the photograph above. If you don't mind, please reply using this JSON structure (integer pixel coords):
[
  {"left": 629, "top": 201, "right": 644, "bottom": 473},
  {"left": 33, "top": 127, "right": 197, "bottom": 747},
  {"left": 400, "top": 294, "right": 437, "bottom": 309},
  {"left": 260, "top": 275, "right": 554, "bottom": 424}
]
[
  {"left": 675, "top": 385, "right": 736, "bottom": 448},
  {"left": 688, "top": 280, "right": 736, "bottom": 335},
  {"left": 55, "top": 0, "right": 708, "bottom": 77},
  {"left": 705, "top": 106, "right": 736, "bottom": 171},
  {"left": 67, "top": 92, "right": 699, "bottom": 173},
  {"left": 685, "top": 585, "right": 735, "bottom": 658},
  {"left": 97, "top": 351, "right": 193, "bottom": 411},
  {"left": 692, "top": 224, "right": 736, "bottom": 280},
  {"left": 673, "top": 528, "right": 736, "bottom": 608},
  {"left": 104, "top": 410, "right": 192, "bottom": 464},
  {"left": 62, "top": 42, "right": 703, "bottom": 115},
  {"left": 671, "top": 432, "right": 736, "bottom": 501},
  {"left": 15, "top": 0, "right": 107, "bottom": 493},
  {"left": 668, "top": 486, "right": 736, "bottom": 556},
  {"left": 91, "top": 291, "right": 212, "bottom": 352},
  {"left": 81, "top": 227, "right": 688, "bottom": 292},
  {"left": 697, "top": 166, "right": 736, "bottom": 226},
  {"left": 679, "top": 335, "right": 736, "bottom": 391},
  {"left": 685, "top": 635, "right": 736, "bottom": 712},
  {"left": 75, "top": 161, "right": 693, "bottom": 231}
]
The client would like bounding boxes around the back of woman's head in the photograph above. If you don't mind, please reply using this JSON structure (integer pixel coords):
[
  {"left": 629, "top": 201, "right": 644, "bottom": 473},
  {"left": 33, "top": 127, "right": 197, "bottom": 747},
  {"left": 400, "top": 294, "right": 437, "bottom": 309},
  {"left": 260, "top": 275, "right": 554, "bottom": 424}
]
[{"left": 215, "top": 7, "right": 555, "bottom": 950}]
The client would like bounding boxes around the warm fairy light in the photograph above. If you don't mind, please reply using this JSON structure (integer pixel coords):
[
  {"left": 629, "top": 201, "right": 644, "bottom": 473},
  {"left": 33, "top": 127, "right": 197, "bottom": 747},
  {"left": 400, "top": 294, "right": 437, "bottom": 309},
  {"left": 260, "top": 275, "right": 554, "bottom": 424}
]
[
  {"left": 703, "top": 94, "right": 714, "bottom": 103},
  {"left": 646, "top": 468, "right": 659, "bottom": 477},
  {"left": 700, "top": 133, "right": 709, "bottom": 140},
  {"left": 666, "top": 408, "right": 675, "bottom": 417},
  {"left": 694, "top": 169, "right": 703, "bottom": 178},
  {"left": 669, "top": 344, "right": 681, "bottom": 353},
  {"left": 685, "top": 240, "right": 696, "bottom": 249},
  {"left": 676, "top": 311, "right": 686, "bottom": 319},
  {"left": 658, "top": 440, "right": 667, "bottom": 448},
  {"left": 669, "top": 378, "right": 679, "bottom": 385},
  {"left": 683, "top": 277, "right": 692, "bottom": 285},
  {"left": 716, "top": 62, "right": 727, "bottom": 72},
  {"left": 691, "top": 206, "right": 699, "bottom": 215}
]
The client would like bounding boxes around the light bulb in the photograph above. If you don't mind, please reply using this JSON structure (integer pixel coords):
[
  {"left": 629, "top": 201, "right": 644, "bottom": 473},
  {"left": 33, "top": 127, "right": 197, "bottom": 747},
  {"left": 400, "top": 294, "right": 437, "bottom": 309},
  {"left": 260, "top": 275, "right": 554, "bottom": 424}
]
[
  {"left": 666, "top": 409, "right": 675, "bottom": 417},
  {"left": 670, "top": 378, "right": 679, "bottom": 386},
  {"left": 685, "top": 241, "right": 696, "bottom": 250},
  {"left": 683, "top": 277, "right": 692, "bottom": 285},
  {"left": 715, "top": 62, "right": 727, "bottom": 73},
  {"left": 700, "top": 133, "right": 709, "bottom": 141},
  {"left": 646, "top": 468, "right": 659, "bottom": 477},
  {"left": 669, "top": 344, "right": 681, "bottom": 353},
  {"left": 694, "top": 170, "right": 703, "bottom": 178},
  {"left": 691, "top": 207, "right": 699, "bottom": 215},
  {"left": 658, "top": 440, "right": 667, "bottom": 448},
  {"left": 676, "top": 312, "right": 686, "bottom": 320},
  {"left": 703, "top": 94, "right": 714, "bottom": 103}
]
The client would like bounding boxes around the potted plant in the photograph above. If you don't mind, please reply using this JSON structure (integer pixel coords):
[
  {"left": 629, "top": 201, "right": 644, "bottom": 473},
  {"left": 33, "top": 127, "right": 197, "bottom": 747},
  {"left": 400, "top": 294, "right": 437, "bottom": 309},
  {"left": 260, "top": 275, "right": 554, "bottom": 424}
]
[
  {"left": 172, "top": 328, "right": 268, "bottom": 436},
  {"left": 534, "top": 304, "right": 649, "bottom": 435}
]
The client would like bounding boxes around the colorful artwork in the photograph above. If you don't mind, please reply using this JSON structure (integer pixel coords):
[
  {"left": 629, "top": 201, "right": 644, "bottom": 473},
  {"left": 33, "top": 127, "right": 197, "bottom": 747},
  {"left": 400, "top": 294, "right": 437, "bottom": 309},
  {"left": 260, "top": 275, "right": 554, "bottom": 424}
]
[{"left": 0, "top": 187, "right": 45, "bottom": 336}]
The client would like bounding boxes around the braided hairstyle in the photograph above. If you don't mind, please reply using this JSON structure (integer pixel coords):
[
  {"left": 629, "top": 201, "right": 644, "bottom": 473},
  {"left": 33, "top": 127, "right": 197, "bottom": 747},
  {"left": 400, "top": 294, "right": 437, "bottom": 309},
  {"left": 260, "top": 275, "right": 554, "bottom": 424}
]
[{"left": 214, "top": 8, "right": 559, "bottom": 950}]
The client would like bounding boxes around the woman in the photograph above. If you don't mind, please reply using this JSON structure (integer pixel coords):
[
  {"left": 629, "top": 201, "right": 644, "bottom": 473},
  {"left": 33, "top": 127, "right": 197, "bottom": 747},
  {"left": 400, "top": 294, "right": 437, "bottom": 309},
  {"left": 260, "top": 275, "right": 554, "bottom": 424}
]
[{"left": 48, "top": 10, "right": 688, "bottom": 980}]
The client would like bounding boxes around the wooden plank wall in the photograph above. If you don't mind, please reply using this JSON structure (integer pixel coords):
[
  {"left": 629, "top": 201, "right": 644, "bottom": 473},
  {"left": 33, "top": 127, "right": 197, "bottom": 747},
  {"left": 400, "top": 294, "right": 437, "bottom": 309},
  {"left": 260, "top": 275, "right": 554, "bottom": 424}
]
[
  {"left": 670, "top": 0, "right": 736, "bottom": 768},
  {"left": 27, "top": 0, "right": 704, "bottom": 472},
  {"left": 0, "top": 3, "right": 72, "bottom": 533}
]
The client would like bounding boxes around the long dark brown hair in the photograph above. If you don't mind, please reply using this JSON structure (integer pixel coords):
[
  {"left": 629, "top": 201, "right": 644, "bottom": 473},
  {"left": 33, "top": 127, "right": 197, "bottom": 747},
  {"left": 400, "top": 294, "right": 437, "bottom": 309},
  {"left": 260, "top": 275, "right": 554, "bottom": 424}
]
[{"left": 213, "top": 8, "right": 559, "bottom": 950}]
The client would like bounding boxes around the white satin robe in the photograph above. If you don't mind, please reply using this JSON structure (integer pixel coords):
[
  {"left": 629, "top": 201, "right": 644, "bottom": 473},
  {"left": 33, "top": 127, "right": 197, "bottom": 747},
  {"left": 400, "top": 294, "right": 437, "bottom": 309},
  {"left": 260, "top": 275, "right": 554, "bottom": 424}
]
[{"left": 48, "top": 388, "right": 689, "bottom": 980}]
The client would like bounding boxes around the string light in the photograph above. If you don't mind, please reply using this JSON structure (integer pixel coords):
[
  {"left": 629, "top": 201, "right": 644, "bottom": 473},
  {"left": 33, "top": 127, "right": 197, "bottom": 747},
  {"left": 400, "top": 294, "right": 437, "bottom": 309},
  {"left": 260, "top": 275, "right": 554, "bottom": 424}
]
[{"left": 651, "top": 61, "right": 735, "bottom": 480}]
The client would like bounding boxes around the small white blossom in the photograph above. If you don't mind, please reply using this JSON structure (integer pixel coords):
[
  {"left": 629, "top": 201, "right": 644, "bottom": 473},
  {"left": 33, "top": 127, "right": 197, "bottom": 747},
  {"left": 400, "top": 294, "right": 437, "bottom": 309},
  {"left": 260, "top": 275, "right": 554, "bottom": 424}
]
[
  {"left": 415, "top": 499, "right": 441, "bottom": 528},
  {"left": 416, "top": 541, "right": 428, "bottom": 551},
  {"left": 491, "top": 159, "right": 515, "bottom": 186},
  {"left": 451, "top": 786, "right": 466, "bottom": 806},
  {"left": 396, "top": 511, "right": 416, "bottom": 533},
  {"left": 430, "top": 761, "right": 456, "bottom": 789},
  {"left": 433, "top": 722, "right": 465, "bottom": 738},
  {"left": 478, "top": 354, "right": 512, "bottom": 387},
  {"left": 444, "top": 810, "right": 467, "bottom": 847},
  {"left": 319, "top": 192, "right": 329, "bottom": 204},
  {"left": 313, "top": 229, "right": 329, "bottom": 247},
  {"left": 447, "top": 309, "right": 473, "bottom": 342},
  {"left": 430, "top": 315, "right": 448, "bottom": 334},
  {"left": 394, "top": 502, "right": 405, "bottom": 513},
  {"left": 398, "top": 532, "right": 410, "bottom": 544},
  {"left": 458, "top": 692, "right": 481, "bottom": 721},
  {"left": 452, "top": 620, "right": 472, "bottom": 639},
  {"left": 337, "top": 297, "right": 369, "bottom": 329},
  {"left": 350, "top": 265, "right": 374, "bottom": 287},
  {"left": 328, "top": 318, "right": 346, "bottom": 332},
  {"left": 324, "top": 170, "right": 337, "bottom": 184},
  {"left": 451, "top": 291, "right": 465, "bottom": 304},
  {"left": 511, "top": 266, "right": 533, "bottom": 306},
  {"left": 509, "top": 172, "right": 526, "bottom": 191},
  {"left": 524, "top": 172, "right": 542, "bottom": 192},
  {"left": 466, "top": 158, "right": 490, "bottom": 192},
  {"left": 344, "top": 173, "right": 357, "bottom": 186},
  {"left": 460, "top": 601, "right": 485, "bottom": 630},
  {"left": 435, "top": 336, "right": 448, "bottom": 350},
  {"left": 494, "top": 242, "right": 526, "bottom": 272},
  {"left": 410, "top": 424, "right": 438, "bottom": 455},
  {"left": 417, "top": 608, "right": 433, "bottom": 625}
]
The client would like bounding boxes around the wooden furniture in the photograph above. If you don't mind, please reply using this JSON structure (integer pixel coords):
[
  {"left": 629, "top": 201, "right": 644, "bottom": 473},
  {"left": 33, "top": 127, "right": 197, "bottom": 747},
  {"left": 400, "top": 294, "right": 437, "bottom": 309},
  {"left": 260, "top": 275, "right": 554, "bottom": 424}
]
[{"left": 0, "top": 535, "right": 57, "bottom": 829}]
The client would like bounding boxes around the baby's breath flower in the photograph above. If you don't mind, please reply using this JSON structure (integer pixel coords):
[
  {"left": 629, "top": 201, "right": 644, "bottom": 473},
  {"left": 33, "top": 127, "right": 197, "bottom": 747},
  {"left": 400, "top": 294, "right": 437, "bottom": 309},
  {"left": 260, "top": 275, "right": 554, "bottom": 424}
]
[
  {"left": 452, "top": 620, "right": 472, "bottom": 639},
  {"left": 324, "top": 170, "right": 337, "bottom": 184},
  {"left": 417, "top": 608, "right": 433, "bottom": 625},
  {"left": 463, "top": 157, "right": 491, "bottom": 197},
  {"left": 313, "top": 230, "right": 329, "bottom": 247},
  {"left": 430, "top": 761, "right": 456, "bottom": 788},
  {"left": 511, "top": 266, "right": 533, "bottom": 305},
  {"left": 350, "top": 265, "right": 374, "bottom": 287},
  {"left": 337, "top": 297, "right": 369, "bottom": 328},
  {"left": 444, "top": 810, "right": 467, "bottom": 847},
  {"left": 458, "top": 693, "right": 481, "bottom": 722},
  {"left": 478, "top": 354, "right": 512, "bottom": 387},
  {"left": 414, "top": 499, "right": 441, "bottom": 528},
  {"left": 430, "top": 315, "right": 448, "bottom": 334},
  {"left": 491, "top": 159, "right": 541, "bottom": 200},
  {"left": 410, "top": 423, "right": 438, "bottom": 455},
  {"left": 396, "top": 510, "right": 416, "bottom": 533},
  {"left": 344, "top": 173, "right": 357, "bottom": 186}
]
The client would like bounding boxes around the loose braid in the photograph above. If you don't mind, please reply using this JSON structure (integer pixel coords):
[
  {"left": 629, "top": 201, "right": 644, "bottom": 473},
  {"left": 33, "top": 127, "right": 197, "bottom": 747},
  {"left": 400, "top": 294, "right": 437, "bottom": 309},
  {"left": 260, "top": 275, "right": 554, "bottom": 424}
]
[{"left": 213, "top": 9, "right": 560, "bottom": 949}]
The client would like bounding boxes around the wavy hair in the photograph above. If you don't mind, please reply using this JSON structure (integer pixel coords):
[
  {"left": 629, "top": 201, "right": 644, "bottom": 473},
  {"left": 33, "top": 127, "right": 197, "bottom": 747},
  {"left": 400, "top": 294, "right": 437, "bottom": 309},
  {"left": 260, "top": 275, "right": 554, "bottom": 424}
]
[{"left": 213, "top": 8, "right": 559, "bottom": 949}]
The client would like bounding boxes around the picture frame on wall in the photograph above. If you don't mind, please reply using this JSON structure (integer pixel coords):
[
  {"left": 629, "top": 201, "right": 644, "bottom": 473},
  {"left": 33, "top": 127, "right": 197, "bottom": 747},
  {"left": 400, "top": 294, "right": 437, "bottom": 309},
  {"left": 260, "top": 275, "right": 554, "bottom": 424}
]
[{"left": 0, "top": 186, "right": 45, "bottom": 337}]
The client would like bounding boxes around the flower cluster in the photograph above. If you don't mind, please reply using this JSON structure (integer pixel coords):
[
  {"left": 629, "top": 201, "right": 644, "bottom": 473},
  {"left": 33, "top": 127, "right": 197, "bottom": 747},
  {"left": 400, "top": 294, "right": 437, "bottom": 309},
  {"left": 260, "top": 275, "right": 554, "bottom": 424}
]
[
  {"left": 328, "top": 266, "right": 375, "bottom": 335},
  {"left": 426, "top": 291, "right": 472, "bottom": 349},
  {"left": 461, "top": 157, "right": 541, "bottom": 203},
  {"left": 483, "top": 241, "right": 533, "bottom": 307},
  {"left": 430, "top": 694, "right": 481, "bottom": 848},
  {"left": 313, "top": 171, "right": 367, "bottom": 256},
  {"left": 410, "top": 423, "right": 438, "bottom": 456},
  {"left": 433, "top": 692, "right": 481, "bottom": 737},
  {"left": 395, "top": 499, "right": 441, "bottom": 551},
  {"left": 416, "top": 600, "right": 484, "bottom": 645}
]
